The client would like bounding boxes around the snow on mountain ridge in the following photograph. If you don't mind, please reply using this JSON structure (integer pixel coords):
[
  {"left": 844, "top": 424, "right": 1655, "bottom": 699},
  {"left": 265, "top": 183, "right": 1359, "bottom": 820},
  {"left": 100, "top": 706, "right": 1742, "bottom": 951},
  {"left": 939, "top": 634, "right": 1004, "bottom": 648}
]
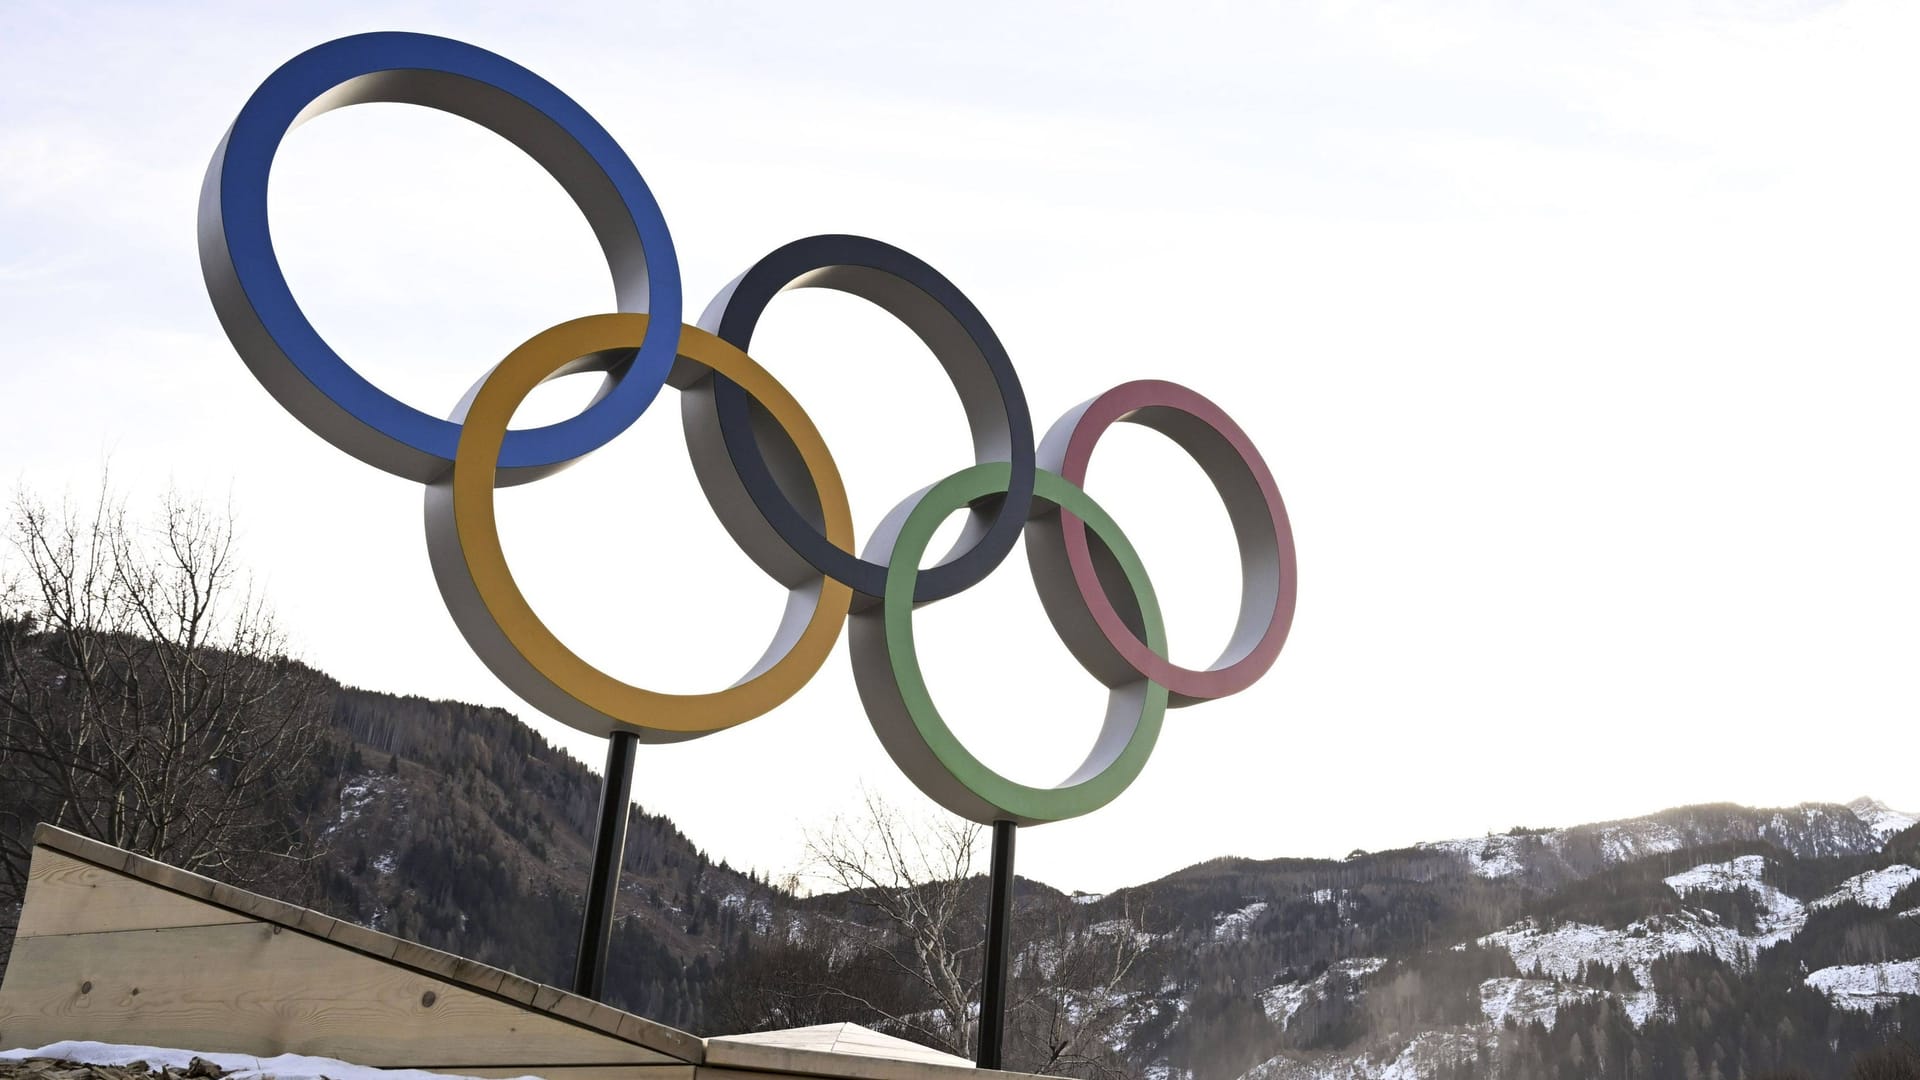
[
  {"left": 1477, "top": 977, "right": 1661, "bottom": 1031},
  {"left": 1847, "top": 797, "right": 1919, "bottom": 840},
  {"left": 1811, "top": 865, "right": 1920, "bottom": 911},
  {"left": 1421, "top": 836, "right": 1526, "bottom": 879},
  {"left": 1242, "top": 1030, "right": 1489, "bottom": 1080},
  {"left": 1416, "top": 800, "right": 1908, "bottom": 882},
  {"left": 1214, "top": 901, "right": 1270, "bottom": 941},
  {"left": 1806, "top": 959, "right": 1920, "bottom": 1012},
  {"left": 1663, "top": 855, "right": 1808, "bottom": 941},
  {"left": 1258, "top": 959, "right": 1388, "bottom": 1029},
  {"left": 1477, "top": 978, "right": 1596, "bottom": 1031}
]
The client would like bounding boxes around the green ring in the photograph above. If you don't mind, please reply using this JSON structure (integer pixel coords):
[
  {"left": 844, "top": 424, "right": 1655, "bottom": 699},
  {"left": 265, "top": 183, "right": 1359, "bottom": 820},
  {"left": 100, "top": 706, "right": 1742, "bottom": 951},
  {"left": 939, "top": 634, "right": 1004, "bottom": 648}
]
[{"left": 879, "top": 463, "right": 1168, "bottom": 824}]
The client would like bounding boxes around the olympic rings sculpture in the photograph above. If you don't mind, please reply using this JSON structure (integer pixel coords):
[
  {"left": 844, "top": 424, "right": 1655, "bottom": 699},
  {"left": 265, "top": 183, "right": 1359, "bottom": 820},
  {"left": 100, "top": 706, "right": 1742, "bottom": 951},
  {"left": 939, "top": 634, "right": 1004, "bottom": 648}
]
[{"left": 199, "top": 32, "right": 1298, "bottom": 826}]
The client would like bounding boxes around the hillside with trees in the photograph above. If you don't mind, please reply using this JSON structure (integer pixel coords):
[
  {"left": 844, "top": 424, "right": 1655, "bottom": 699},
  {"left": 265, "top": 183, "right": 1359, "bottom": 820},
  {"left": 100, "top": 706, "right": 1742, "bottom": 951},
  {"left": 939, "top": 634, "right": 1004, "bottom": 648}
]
[{"left": 3, "top": 487, "right": 1916, "bottom": 1077}]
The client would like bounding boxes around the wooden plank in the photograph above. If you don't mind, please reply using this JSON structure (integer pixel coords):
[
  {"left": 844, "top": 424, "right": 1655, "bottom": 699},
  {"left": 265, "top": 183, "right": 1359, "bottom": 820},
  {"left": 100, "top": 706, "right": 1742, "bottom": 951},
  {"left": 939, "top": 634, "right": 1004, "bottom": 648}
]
[
  {"left": 15, "top": 828, "right": 705, "bottom": 1063},
  {"left": 31, "top": 825, "right": 133, "bottom": 874},
  {"left": 0, "top": 922, "right": 680, "bottom": 1068},
  {"left": 14, "top": 851, "right": 250, "bottom": 938},
  {"left": 607, "top": 1006, "right": 706, "bottom": 1064}
]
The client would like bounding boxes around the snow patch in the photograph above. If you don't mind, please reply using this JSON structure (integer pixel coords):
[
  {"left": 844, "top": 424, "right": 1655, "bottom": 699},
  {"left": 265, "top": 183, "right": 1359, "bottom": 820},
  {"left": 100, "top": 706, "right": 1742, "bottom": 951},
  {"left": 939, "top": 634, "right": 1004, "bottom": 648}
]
[
  {"left": 1478, "top": 977, "right": 1660, "bottom": 1030},
  {"left": 328, "top": 776, "right": 381, "bottom": 836},
  {"left": 1596, "top": 822, "right": 1684, "bottom": 864},
  {"left": 1478, "top": 978, "right": 1598, "bottom": 1031},
  {"left": 1242, "top": 1030, "right": 1489, "bottom": 1080},
  {"left": 1214, "top": 901, "right": 1270, "bottom": 941},
  {"left": 0, "top": 1042, "right": 532, "bottom": 1080},
  {"left": 1806, "top": 959, "right": 1920, "bottom": 1012},
  {"left": 1089, "top": 918, "right": 1160, "bottom": 949},
  {"left": 1812, "top": 865, "right": 1920, "bottom": 911},
  {"left": 1663, "top": 855, "right": 1808, "bottom": 947},
  {"left": 1481, "top": 857, "right": 1807, "bottom": 987},
  {"left": 1258, "top": 959, "right": 1387, "bottom": 1029},
  {"left": 719, "top": 891, "right": 775, "bottom": 933},
  {"left": 1663, "top": 854, "right": 1772, "bottom": 896},
  {"left": 1072, "top": 892, "right": 1106, "bottom": 905},
  {"left": 1849, "top": 798, "right": 1919, "bottom": 840},
  {"left": 1422, "top": 836, "right": 1524, "bottom": 879}
]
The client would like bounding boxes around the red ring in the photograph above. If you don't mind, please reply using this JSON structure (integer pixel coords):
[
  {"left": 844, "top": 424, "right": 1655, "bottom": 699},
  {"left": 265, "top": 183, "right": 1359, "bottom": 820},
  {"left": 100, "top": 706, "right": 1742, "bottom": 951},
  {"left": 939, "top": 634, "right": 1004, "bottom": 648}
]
[{"left": 1041, "top": 380, "right": 1296, "bottom": 705}]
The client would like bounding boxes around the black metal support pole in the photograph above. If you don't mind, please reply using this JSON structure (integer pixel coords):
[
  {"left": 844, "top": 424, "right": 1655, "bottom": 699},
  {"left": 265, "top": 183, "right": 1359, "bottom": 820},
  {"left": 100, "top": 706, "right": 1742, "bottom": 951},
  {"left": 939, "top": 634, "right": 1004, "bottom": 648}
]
[
  {"left": 977, "top": 820, "right": 1017, "bottom": 1069},
  {"left": 574, "top": 729, "right": 638, "bottom": 1000}
]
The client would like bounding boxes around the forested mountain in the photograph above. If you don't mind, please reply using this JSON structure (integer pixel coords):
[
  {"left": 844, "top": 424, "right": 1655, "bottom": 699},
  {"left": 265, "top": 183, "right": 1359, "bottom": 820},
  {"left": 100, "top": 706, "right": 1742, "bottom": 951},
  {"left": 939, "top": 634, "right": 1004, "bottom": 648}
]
[{"left": 2, "top": 672, "right": 1915, "bottom": 1079}]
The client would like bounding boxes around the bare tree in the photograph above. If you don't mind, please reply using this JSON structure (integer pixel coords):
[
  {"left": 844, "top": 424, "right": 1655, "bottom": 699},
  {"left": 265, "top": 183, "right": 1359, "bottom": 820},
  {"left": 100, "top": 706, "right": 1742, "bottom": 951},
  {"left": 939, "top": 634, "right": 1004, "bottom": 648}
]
[
  {"left": 803, "top": 789, "right": 986, "bottom": 1057},
  {"left": 1009, "top": 905, "right": 1149, "bottom": 1079},
  {"left": 0, "top": 481, "right": 334, "bottom": 929},
  {"left": 787, "top": 791, "right": 1150, "bottom": 1078}
]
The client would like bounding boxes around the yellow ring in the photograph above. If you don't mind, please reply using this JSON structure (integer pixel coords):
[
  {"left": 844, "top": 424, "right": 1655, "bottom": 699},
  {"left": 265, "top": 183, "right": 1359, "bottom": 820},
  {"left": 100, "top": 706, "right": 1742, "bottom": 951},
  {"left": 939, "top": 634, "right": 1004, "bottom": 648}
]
[{"left": 431, "top": 313, "right": 854, "bottom": 740}]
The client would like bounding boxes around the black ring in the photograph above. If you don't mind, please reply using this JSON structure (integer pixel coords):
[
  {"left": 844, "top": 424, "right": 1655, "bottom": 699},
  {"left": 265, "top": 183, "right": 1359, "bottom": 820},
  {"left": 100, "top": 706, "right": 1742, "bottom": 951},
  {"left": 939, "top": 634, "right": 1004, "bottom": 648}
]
[{"left": 682, "top": 235, "right": 1034, "bottom": 603}]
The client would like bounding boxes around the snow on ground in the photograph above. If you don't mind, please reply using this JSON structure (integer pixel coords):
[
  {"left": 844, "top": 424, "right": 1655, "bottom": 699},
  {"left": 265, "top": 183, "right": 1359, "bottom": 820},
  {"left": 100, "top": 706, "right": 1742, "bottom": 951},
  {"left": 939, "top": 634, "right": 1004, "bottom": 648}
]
[
  {"left": 1480, "top": 857, "right": 1805, "bottom": 994},
  {"left": 1258, "top": 959, "right": 1388, "bottom": 1029},
  {"left": 1902, "top": 908, "right": 1920, "bottom": 919},
  {"left": 1483, "top": 910, "right": 1772, "bottom": 986},
  {"left": 1805, "top": 959, "right": 1920, "bottom": 1012},
  {"left": 1240, "top": 1030, "right": 1489, "bottom": 1080},
  {"left": 1662, "top": 856, "right": 1809, "bottom": 947},
  {"left": 719, "top": 892, "right": 775, "bottom": 934},
  {"left": 1419, "top": 802, "right": 1905, "bottom": 886},
  {"left": 1477, "top": 977, "right": 1660, "bottom": 1030},
  {"left": 1595, "top": 821, "right": 1684, "bottom": 865},
  {"left": 1089, "top": 918, "right": 1161, "bottom": 949},
  {"left": 1259, "top": 981, "right": 1316, "bottom": 1029},
  {"left": 1052, "top": 986, "right": 1141, "bottom": 1052},
  {"left": 1421, "top": 836, "right": 1524, "bottom": 879},
  {"left": 1422, "top": 819, "right": 1689, "bottom": 880},
  {"left": 1664, "top": 854, "right": 1772, "bottom": 895},
  {"left": 1849, "top": 798, "right": 1918, "bottom": 841},
  {"left": 1214, "top": 901, "right": 1270, "bottom": 941},
  {"left": 1072, "top": 892, "right": 1106, "bottom": 905},
  {"left": 1478, "top": 978, "right": 1598, "bottom": 1031},
  {"left": 326, "top": 776, "right": 385, "bottom": 838},
  {"left": 370, "top": 851, "right": 396, "bottom": 876},
  {"left": 1811, "top": 865, "right": 1920, "bottom": 910},
  {"left": 0, "top": 1042, "right": 532, "bottom": 1080}
]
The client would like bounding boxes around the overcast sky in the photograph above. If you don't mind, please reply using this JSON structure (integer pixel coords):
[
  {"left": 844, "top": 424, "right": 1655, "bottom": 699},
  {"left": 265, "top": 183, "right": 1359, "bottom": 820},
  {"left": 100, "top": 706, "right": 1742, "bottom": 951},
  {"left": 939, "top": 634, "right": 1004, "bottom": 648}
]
[{"left": 2, "top": 0, "right": 1915, "bottom": 894}]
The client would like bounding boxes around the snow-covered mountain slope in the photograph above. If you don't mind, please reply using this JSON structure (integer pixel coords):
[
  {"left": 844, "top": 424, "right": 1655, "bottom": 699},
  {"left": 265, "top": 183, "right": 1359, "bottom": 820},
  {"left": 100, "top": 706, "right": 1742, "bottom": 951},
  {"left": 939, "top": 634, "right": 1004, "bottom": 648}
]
[
  {"left": 1482, "top": 855, "right": 1806, "bottom": 975},
  {"left": 1812, "top": 865, "right": 1920, "bottom": 910},
  {"left": 1807, "top": 960, "right": 1920, "bottom": 1012},
  {"left": 1215, "top": 901, "right": 1271, "bottom": 941},
  {"left": 1849, "top": 797, "right": 1919, "bottom": 840},
  {"left": 1243, "top": 1031, "right": 1491, "bottom": 1080},
  {"left": 1258, "top": 959, "right": 1388, "bottom": 1029},
  {"left": 1421, "top": 836, "right": 1529, "bottom": 879}
]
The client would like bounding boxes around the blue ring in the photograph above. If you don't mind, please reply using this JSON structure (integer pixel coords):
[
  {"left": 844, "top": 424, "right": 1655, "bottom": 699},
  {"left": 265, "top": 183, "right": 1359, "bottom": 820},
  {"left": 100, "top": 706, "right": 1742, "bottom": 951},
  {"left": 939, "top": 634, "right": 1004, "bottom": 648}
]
[{"left": 201, "top": 32, "right": 681, "bottom": 480}]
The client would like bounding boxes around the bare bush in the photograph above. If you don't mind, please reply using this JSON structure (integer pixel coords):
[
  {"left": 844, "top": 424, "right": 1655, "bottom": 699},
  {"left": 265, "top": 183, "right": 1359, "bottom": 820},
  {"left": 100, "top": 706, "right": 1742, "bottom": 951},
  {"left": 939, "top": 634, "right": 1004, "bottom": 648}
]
[{"left": 0, "top": 481, "right": 333, "bottom": 930}]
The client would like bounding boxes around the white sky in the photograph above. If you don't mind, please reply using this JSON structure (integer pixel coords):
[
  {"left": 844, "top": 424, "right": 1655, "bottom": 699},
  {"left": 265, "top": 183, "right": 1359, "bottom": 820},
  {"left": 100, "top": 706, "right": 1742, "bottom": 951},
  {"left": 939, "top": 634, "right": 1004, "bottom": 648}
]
[{"left": 2, "top": 0, "right": 1915, "bottom": 894}]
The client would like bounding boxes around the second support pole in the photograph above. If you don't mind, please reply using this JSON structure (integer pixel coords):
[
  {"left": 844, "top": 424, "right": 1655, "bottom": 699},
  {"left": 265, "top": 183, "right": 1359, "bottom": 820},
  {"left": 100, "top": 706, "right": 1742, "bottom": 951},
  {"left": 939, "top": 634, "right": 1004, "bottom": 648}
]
[{"left": 977, "top": 819, "right": 1017, "bottom": 1069}]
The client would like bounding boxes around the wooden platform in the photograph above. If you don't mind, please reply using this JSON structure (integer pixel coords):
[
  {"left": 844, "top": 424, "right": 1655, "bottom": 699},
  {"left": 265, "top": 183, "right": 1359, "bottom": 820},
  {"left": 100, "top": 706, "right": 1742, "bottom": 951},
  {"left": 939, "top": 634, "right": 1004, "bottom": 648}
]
[{"left": 0, "top": 826, "right": 1003, "bottom": 1080}]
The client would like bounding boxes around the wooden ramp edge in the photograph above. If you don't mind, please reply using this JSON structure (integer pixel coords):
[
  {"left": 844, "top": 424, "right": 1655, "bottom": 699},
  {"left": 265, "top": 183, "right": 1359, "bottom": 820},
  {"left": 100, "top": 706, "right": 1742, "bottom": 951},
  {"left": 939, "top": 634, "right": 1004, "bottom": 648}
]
[{"left": 0, "top": 824, "right": 702, "bottom": 1077}]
